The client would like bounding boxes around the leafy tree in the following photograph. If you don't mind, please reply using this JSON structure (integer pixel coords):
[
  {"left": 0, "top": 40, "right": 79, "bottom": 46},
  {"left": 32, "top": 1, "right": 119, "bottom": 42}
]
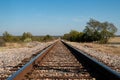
[
  {"left": 21, "top": 32, "right": 33, "bottom": 42},
  {"left": 63, "top": 30, "right": 83, "bottom": 42},
  {"left": 43, "top": 35, "right": 53, "bottom": 42},
  {"left": 76, "top": 32, "right": 84, "bottom": 42},
  {"left": 83, "top": 19, "right": 117, "bottom": 43},
  {"left": 69, "top": 30, "right": 80, "bottom": 41},
  {"left": 63, "top": 33, "right": 70, "bottom": 41},
  {"left": 3, "top": 31, "right": 13, "bottom": 42},
  {"left": 99, "top": 22, "right": 117, "bottom": 43},
  {"left": 83, "top": 26, "right": 101, "bottom": 42},
  {"left": 12, "top": 36, "right": 20, "bottom": 42},
  {"left": 83, "top": 26, "right": 94, "bottom": 42}
]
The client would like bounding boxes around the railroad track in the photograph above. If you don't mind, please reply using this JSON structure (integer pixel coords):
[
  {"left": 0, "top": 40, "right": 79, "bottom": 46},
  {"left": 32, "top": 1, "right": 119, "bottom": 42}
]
[{"left": 7, "top": 40, "right": 120, "bottom": 80}]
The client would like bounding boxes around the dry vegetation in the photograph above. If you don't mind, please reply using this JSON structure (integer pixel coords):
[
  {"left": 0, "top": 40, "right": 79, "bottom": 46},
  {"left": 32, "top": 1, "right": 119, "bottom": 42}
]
[
  {"left": 0, "top": 42, "right": 28, "bottom": 52},
  {"left": 78, "top": 37, "right": 120, "bottom": 55},
  {"left": 0, "top": 41, "right": 51, "bottom": 51},
  {"left": 80, "top": 43, "right": 120, "bottom": 55},
  {"left": 109, "top": 36, "right": 120, "bottom": 43}
]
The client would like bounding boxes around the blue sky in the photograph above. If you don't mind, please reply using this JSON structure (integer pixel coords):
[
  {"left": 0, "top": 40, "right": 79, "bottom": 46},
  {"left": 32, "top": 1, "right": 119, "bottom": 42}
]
[{"left": 0, "top": 0, "right": 120, "bottom": 35}]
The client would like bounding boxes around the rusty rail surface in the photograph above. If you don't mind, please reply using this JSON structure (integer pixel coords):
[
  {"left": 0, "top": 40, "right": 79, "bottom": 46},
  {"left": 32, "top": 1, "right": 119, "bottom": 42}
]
[{"left": 7, "top": 40, "right": 120, "bottom": 80}]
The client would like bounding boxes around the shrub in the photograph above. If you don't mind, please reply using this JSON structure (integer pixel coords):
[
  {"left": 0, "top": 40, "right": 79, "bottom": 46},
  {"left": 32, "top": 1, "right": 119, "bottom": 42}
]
[
  {"left": 42, "top": 35, "right": 53, "bottom": 42},
  {"left": 24, "top": 38, "right": 32, "bottom": 42},
  {"left": 21, "top": 32, "right": 33, "bottom": 41},
  {"left": 0, "top": 39, "right": 5, "bottom": 46},
  {"left": 3, "top": 31, "right": 14, "bottom": 42}
]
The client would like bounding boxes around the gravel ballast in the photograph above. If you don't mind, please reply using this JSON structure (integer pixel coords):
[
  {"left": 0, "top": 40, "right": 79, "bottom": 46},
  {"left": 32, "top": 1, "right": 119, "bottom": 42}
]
[
  {"left": 66, "top": 41, "right": 120, "bottom": 73},
  {"left": 0, "top": 41, "right": 55, "bottom": 78}
]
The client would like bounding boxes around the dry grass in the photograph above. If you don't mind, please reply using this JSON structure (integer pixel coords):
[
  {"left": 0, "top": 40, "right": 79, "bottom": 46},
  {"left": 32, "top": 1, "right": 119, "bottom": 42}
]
[
  {"left": 80, "top": 42, "right": 120, "bottom": 55},
  {"left": 5, "top": 42, "right": 27, "bottom": 48},
  {"left": 109, "top": 37, "right": 120, "bottom": 43},
  {"left": 0, "top": 42, "right": 27, "bottom": 51},
  {"left": 78, "top": 37, "right": 120, "bottom": 55}
]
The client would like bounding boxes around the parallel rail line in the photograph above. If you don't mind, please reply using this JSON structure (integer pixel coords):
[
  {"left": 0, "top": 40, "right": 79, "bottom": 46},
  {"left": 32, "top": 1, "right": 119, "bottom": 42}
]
[{"left": 6, "top": 40, "right": 120, "bottom": 80}]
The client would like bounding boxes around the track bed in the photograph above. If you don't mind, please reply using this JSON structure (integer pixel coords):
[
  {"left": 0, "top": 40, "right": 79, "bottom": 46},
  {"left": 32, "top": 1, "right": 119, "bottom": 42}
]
[
  {"left": 7, "top": 41, "right": 120, "bottom": 80},
  {"left": 24, "top": 41, "right": 95, "bottom": 80}
]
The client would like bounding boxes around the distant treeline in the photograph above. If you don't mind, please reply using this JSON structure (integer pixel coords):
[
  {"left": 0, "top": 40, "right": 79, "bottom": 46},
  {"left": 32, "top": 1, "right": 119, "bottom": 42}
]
[
  {"left": 0, "top": 32, "right": 58, "bottom": 46},
  {"left": 62, "top": 19, "right": 117, "bottom": 44}
]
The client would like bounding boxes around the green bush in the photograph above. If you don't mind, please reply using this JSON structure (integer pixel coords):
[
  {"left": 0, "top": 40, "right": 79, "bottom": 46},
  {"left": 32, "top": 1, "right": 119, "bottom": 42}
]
[
  {"left": 63, "top": 30, "right": 83, "bottom": 42},
  {"left": 24, "top": 38, "right": 32, "bottom": 42}
]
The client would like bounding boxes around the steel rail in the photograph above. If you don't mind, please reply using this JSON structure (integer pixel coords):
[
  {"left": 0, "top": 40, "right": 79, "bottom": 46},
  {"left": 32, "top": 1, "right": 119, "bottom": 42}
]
[
  {"left": 7, "top": 42, "right": 56, "bottom": 80},
  {"left": 62, "top": 40, "right": 120, "bottom": 80}
]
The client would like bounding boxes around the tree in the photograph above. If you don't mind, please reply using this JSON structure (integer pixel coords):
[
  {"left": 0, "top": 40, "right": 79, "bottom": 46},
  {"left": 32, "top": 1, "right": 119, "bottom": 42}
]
[
  {"left": 43, "top": 35, "right": 53, "bottom": 42},
  {"left": 69, "top": 30, "right": 80, "bottom": 41},
  {"left": 83, "top": 26, "right": 94, "bottom": 42},
  {"left": 3, "top": 31, "right": 13, "bottom": 42},
  {"left": 83, "top": 19, "right": 102, "bottom": 42},
  {"left": 12, "top": 36, "right": 20, "bottom": 42},
  {"left": 83, "top": 26, "right": 101, "bottom": 42},
  {"left": 83, "top": 19, "right": 117, "bottom": 43},
  {"left": 63, "top": 19, "right": 117, "bottom": 43},
  {"left": 63, "top": 30, "right": 83, "bottom": 42},
  {"left": 21, "top": 32, "right": 33, "bottom": 42},
  {"left": 63, "top": 33, "right": 70, "bottom": 41},
  {"left": 99, "top": 22, "right": 117, "bottom": 43}
]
